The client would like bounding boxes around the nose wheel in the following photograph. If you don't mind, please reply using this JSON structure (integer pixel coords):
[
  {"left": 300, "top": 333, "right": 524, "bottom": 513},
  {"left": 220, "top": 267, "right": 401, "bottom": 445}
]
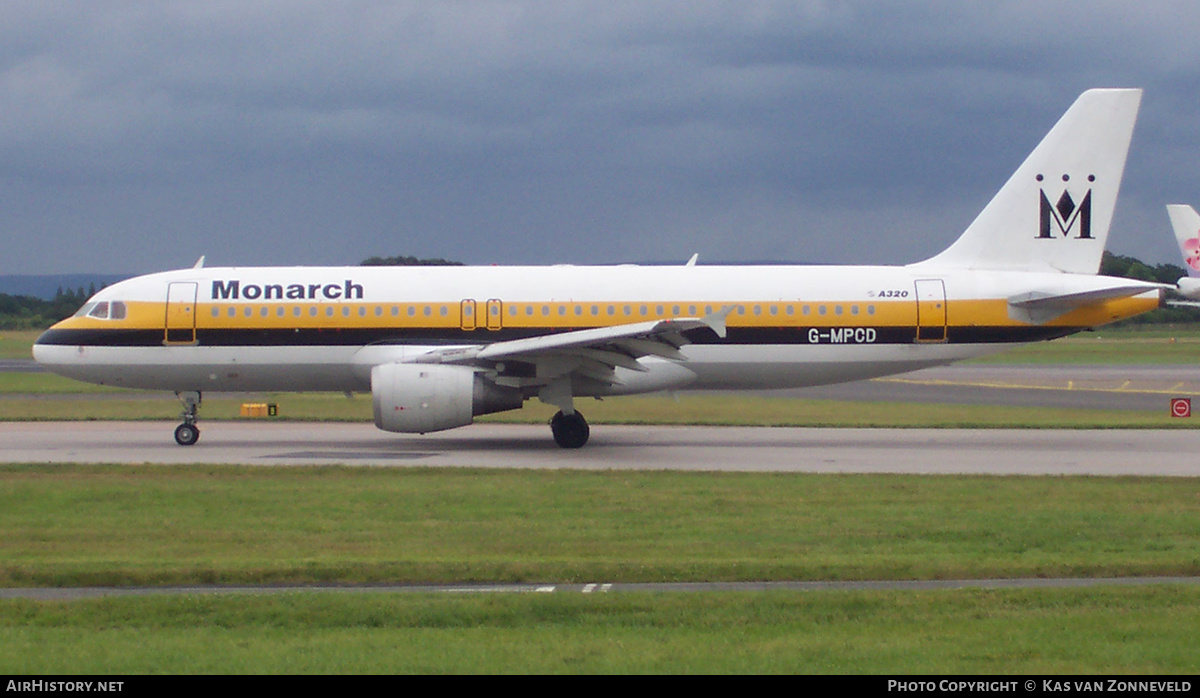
[
  {"left": 550, "top": 410, "right": 589, "bottom": 449},
  {"left": 174, "top": 422, "right": 200, "bottom": 446},
  {"left": 174, "top": 391, "right": 202, "bottom": 446}
]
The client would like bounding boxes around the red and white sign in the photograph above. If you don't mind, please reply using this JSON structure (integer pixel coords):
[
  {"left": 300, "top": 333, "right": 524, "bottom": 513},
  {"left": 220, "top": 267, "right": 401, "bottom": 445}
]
[{"left": 1171, "top": 398, "right": 1191, "bottom": 418}]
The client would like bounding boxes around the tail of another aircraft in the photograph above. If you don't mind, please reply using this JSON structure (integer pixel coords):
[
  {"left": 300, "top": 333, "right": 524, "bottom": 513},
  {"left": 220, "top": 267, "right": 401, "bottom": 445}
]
[
  {"left": 916, "top": 89, "right": 1142, "bottom": 275},
  {"left": 1166, "top": 204, "right": 1200, "bottom": 278},
  {"left": 1166, "top": 204, "right": 1200, "bottom": 300}
]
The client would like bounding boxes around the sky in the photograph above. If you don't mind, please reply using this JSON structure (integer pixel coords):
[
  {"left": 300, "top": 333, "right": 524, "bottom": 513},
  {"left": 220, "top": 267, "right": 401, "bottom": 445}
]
[{"left": 3, "top": 1, "right": 1200, "bottom": 275}]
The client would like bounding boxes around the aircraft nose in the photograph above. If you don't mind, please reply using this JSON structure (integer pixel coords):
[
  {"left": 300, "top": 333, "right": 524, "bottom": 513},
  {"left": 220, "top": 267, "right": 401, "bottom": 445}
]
[
  {"left": 31, "top": 326, "right": 71, "bottom": 368},
  {"left": 31, "top": 332, "right": 52, "bottom": 364}
]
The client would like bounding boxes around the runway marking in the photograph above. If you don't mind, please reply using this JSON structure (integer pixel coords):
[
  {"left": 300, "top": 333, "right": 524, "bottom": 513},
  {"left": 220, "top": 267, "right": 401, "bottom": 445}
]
[
  {"left": 582, "top": 584, "right": 612, "bottom": 594},
  {"left": 437, "top": 585, "right": 557, "bottom": 594},
  {"left": 874, "top": 377, "right": 1200, "bottom": 395}
]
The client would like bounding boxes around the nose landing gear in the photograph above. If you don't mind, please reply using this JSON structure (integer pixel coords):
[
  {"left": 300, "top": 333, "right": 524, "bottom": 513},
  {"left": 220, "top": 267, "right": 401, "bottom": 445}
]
[{"left": 174, "top": 391, "right": 202, "bottom": 446}]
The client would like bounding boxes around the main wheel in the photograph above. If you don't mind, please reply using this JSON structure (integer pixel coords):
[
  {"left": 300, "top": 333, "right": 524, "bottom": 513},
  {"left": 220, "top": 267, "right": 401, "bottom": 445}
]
[
  {"left": 550, "top": 410, "right": 589, "bottom": 449},
  {"left": 174, "top": 423, "right": 200, "bottom": 446}
]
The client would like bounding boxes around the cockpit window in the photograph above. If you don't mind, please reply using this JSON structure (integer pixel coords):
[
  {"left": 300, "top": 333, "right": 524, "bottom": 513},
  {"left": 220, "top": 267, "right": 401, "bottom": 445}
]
[{"left": 74, "top": 301, "right": 126, "bottom": 320}]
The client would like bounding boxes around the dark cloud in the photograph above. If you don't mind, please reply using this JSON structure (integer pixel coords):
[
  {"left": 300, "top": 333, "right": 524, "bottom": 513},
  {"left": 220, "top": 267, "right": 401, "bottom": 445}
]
[{"left": 2, "top": 1, "right": 1200, "bottom": 274}]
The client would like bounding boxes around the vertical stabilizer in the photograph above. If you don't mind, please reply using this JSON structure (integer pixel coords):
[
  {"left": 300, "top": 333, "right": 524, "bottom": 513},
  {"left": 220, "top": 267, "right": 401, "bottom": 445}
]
[
  {"left": 1166, "top": 204, "right": 1200, "bottom": 278},
  {"left": 915, "top": 89, "right": 1142, "bottom": 274}
]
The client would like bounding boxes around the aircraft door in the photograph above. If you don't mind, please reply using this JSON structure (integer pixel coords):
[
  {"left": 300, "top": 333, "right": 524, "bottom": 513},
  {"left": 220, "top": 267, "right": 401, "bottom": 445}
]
[
  {"left": 914, "top": 279, "right": 947, "bottom": 343},
  {"left": 165, "top": 282, "right": 198, "bottom": 344},
  {"left": 486, "top": 299, "right": 503, "bottom": 330},
  {"left": 460, "top": 299, "right": 477, "bottom": 330}
]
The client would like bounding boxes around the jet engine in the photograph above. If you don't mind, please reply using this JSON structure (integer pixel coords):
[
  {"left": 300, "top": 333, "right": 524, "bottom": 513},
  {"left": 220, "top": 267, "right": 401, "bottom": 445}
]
[{"left": 372, "top": 363, "right": 524, "bottom": 434}]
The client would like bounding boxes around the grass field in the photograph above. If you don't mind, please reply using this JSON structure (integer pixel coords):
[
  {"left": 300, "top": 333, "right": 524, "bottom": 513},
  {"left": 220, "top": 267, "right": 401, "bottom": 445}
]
[
  {"left": 5, "top": 391, "right": 1198, "bottom": 432},
  {"left": 4, "top": 586, "right": 1199, "bottom": 673},
  {"left": 0, "top": 331, "right": 40, "bottom": 360},
  {"left": 2, "top": 391, "right": 1199, "bottom": 429},
  {"left": 5, "top": 466, "right": 1200, "bottom": 587},
  {"left": 971, "top": 326, "right": 1200, "bottom": 364},
  {"left": 2, "top": 466, "right": 1199, "bottom": 673}
]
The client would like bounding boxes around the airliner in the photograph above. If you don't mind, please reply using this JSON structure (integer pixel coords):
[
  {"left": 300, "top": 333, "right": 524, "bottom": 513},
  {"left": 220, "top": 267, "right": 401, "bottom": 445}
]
[{"left": 34, "top": 89, "right": 1165, "bottom": 448}]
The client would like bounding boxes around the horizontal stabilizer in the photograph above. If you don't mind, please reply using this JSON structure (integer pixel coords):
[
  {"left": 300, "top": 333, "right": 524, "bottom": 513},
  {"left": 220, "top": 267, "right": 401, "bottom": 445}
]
[{"left": 1008, "top": 281, "right": 1163, "bottom": 325}]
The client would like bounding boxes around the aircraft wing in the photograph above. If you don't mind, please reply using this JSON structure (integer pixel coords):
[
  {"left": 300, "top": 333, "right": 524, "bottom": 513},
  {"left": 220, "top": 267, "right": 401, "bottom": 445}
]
[
  {"left": 1008, "top": 282, "right": 1164, "bottom": 325},
  {"left": 405, "top": 308, "right": 731, "bottom": 385}
]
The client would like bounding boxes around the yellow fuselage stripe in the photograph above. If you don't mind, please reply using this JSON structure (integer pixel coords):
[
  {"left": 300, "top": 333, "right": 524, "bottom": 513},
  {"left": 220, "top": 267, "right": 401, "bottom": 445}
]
[{"left": 51, "top": 295, "right": 1159, "bottom": 334}]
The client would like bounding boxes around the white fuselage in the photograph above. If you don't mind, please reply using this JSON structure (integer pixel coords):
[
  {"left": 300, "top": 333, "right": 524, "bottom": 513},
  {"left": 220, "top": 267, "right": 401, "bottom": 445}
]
[{"left": 33, "top": 264, "right": 1160, "bottom": 395}]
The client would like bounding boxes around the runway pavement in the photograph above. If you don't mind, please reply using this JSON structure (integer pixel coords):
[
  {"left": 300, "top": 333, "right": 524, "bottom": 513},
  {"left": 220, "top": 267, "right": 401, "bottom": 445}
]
[{"left": 2, "top": 420, "right": 1198, "bottom": 475}]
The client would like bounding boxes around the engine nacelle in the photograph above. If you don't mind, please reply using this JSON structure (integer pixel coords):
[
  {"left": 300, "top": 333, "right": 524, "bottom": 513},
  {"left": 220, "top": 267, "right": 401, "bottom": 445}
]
[{"left": 371, "top": 363, "right": 523, "bottom": 434}]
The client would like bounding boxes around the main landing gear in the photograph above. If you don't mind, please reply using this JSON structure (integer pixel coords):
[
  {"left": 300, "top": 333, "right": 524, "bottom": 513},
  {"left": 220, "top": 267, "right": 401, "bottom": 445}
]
[
  {"left": 550, "top": 410, "right": 589, "bottom": 449},
  {"left": 174, "top": 391, "right": 202, "bottom": 446}
]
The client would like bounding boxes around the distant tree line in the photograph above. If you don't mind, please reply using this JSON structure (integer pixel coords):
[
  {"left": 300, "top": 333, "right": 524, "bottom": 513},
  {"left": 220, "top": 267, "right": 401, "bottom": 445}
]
[
  {"left": 360, "top": 255, "right": 463, "bottom": 266},
  {"left": 0, "top": 286, "right": 96, "bottom": 330},
  {"left": 2, "top": 253, "right": 1197, "bottom": 330},
  {"left": 1100, "top": 251, "right": 1187, "bottom": 285}
]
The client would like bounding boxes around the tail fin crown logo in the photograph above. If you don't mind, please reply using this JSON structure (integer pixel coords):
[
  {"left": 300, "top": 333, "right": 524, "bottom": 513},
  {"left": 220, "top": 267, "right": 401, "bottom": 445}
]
[{"left": 1037, "top": 173, "right": 1094, "bottom": 240}]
